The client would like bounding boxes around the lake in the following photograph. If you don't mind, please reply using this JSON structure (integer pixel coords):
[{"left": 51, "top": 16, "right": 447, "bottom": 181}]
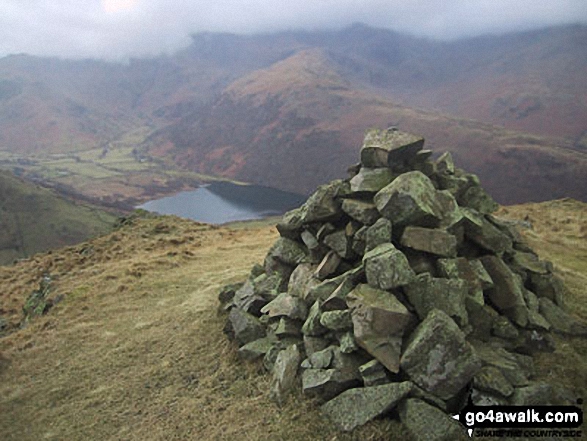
[{"left": 137, "top": 181, "right": 306, "bottom": 224}]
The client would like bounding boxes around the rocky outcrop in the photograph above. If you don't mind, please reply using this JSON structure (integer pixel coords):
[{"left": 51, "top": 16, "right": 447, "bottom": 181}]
[{"left": 219, "top": 128, "right": 583, "bottom": 434}]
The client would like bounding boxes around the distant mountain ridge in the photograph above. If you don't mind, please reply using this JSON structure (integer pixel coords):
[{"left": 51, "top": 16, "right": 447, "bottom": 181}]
[{"left": 0, "top": 24, "right": 586, "bottom": 203}]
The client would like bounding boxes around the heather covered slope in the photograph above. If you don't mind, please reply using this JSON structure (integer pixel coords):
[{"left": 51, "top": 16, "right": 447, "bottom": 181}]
[
  {"left": 0, "top": 200, "right": 585, "bottom": 440},
  {"left": 1, "top": 25, "right": 586, "bottom": 204},
  {"left": 145, "top": 49, "right": 587, "bottom": 204},
  {"left": 0, "top": 170, "right": 118, "bottom": 265}
]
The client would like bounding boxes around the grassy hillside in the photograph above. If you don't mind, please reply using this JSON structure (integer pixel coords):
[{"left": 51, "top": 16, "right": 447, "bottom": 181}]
[
  {"left": 0, "top": 170, "right": 118, "bottom": 265},
  {"left": 0, "top": 200, "right": 585, "bottom": 440}
]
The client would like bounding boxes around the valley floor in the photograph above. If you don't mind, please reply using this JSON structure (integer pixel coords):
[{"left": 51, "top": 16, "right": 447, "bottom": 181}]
[{"left": 0, "top": 201, "right": 586, "bottom": 440}]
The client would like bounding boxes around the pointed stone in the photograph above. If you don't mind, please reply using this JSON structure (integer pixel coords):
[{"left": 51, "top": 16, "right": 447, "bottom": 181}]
[
  {"left": 270, "top": 344, "right": 301, "bottom": 405},
  {"left": 260, "top": 293, "right": 308, "bottom": 320},
  {"left": 365, "top": 218, "right": 392, "bottom": 252},
  {"left": 314, "top": 250, "right": 341, "bottom": 280},
  {"left": 226, "top": 308, "right": 266, "bottom": 346},
  {"left": 480, "top": 255, "right": 529, "bottom": 327}
]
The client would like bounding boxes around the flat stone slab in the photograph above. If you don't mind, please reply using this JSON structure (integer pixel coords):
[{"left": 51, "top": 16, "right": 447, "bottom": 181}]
[
  {"left": 341, "top": 198, "right": 381, "bottom": 226},
  {"left": 321, "top": 382, "right": 413, "bottom": 432},
  {"left": 360, "top": 129, "right": 424, "bottom": 168},
  {"left": 400, "top": 309, "right": 481, "bottom": 400},
  {"left": 227, "top": 308, "right": 266, "bottom": 346},
  {"left": 400, "top": 226, "right": 457, "bottom": 257},
  {"left": 261, "top": 293, "right": 308, "bottom": 320}
]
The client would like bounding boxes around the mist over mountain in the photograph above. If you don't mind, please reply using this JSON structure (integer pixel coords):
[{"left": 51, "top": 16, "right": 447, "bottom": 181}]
[{"left": 0, "top": 24, "right": 586, "bottom": 204}]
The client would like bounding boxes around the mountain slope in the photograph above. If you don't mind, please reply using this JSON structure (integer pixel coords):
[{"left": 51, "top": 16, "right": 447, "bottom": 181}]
[
  {"left": 0, "top": 25, "right": 586, "bottom": 203},
  {"left": 0, "top": 200, "right": 585, "bottom": 440},
  {"left": 145, "top": 49, "right": 587, "bottom": 204},
  {"left": 0, "top": 170, "right": 118, "bottom": 265}
]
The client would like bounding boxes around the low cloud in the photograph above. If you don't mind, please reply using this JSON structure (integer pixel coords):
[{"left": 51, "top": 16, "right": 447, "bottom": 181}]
[{"left": 0, "top": 0, "right": 586, "bottom": 59}]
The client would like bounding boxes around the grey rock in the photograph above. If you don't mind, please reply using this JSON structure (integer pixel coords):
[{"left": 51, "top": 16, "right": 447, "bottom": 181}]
[
  {"left": 399, "top": 398, "right": 466, "bottom": 441},
  {"left": 360, "top": 129, "right": 424, "bottom": 168},
  {"left": 276, "top": 207, "right": 306, "bottom": 239},
  {"left": 233, "top": 279, "right": 267, "bottom": 316},
  {"left": 466, "top": 217, "right": 513, "bottom": 255},
  {"left": 473, "top": 366, "right": 514, "bottom": 397},
  {"left": 270, "top": 344, "right": 302, "bottom": 405},
  {"left": 347, "top": 284, "right": 414, "bottom": 373},
  {"left": 265, "top": 237, "right": 307, "bottom": 266},
  {"left": 226, "top": 308, "right": 266, "bottom": 346},
  {"left": 510, "top": 382, "right": 557, "bottom": 406},
  {"left": 404, "top": 273, "right": 469, "bottom": 327},
  {"left": 288, "top": 263, "right": 317, "bottom": 298},
  {"left": 322, "top": 275, "right": 355, "bottom": 311},
  {"left": 314, "top": 251, "right": 341, "bottom": 280},
  {"left": 302, "top": 368, "right": 360, "bottom": 401},
  {"left": 303, "top": 335, "right": 330, "bottom": 356},
  {"left": 275, "top": 317, "right": 302, "bottom": 338},
  {"left": 529, "top": 272, "right": 566, "bottom": 307},
  {"left": 301, "top": 230, "right": 320, "bottom": 251},
  {"left": 324, "top": 229, "right": 353, "bottom": 259},
  {"left": 363, "top": 243, "right": 415, "bottom": 290},
  {"left": 260, "top": 293, "right": 308, "bottom": 320},
  {"left": 365, "top": 217, "right": 392, "bottom": 252},
  {"left": 302, "top": 300, "right": 327, "bottom": 336},
  {"left": 472, "top": 343, "right": 531, "bottom": 387},
  {"left": 341, "top": 198, "right": 381, "bottom": 225},
  {"left": 539, "top": 297, "right": 587, "bottom": 336},
  {"left": 320, "top": 310, "right": 353, "bottom": 331},
  {"left": 321, "top": 382, "right": 413, "bottom": 432},
  {"left": 374, "top": 171, "right": 443, "bottom": 227},
  {"left": 238, "top": 335, "right": 278, "bottom": 361},
  {"left": 400, "top": 226, "right": 457, "bottom": 257},
  {"left": 359, "top": 360, "right": 389, "bottom": 387},
  {"left": 338, "top": 331, "right": 358, "bottom": 353},
  {"left": 437, "top": 257, "right": 488, "bottom": 303},
  {"left": 304, "top": 346, "right": 334, "bottom": 369},
  {"left": 492, "top": 316, "right": 519, "bottom": 340},
  {"left": 480, "top": 255, "right": 529, "bottom": 327},
  {"left": 470, "top": 259, "right": 494, "bottom": 290},
  {"left": 471, "top": 389, "right": 508, "bottom": 406},
  {"left": 458, "top": 185, "right": 499, "bottom": 214},
  {"left": 436, "top": 151, "right": 455, "bottom": 175},
  {"left": 349, "top": 167, "right": 395, "bottom": 193},
  {"left": 400, "top": 309, "right": 481, "bottom": 400},
  {"left": 218, "top": 282, "right": 242, "bottom": 305},
  {"left": 254, "top": 273, "right": 285, "bottom": 300},
  {"left": 303, "top": 180, "right": 345, "bottom": 223}
]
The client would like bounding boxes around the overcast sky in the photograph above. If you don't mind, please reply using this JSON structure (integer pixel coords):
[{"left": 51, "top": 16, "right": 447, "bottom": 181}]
[{"left": 1, "top": 0, "right": 586, "bottom": 60}]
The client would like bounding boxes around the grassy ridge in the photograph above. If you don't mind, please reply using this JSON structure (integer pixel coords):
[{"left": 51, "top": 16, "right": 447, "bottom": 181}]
[
  {"left": 0, "top": 170, "right": 118, "bottom": 265},
  {"left": 0, "top": 200, "right": 585, "bottom": 440}
]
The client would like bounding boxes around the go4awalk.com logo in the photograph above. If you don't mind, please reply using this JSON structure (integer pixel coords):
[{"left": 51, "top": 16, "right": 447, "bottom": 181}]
[{"left": 453, "top": 401, "right": 584, "bottom": 438}]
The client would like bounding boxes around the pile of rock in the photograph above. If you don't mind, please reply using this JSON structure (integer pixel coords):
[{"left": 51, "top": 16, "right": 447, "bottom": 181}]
[{"left": 219, "top": 129, "right": 585, "bottom": 438}]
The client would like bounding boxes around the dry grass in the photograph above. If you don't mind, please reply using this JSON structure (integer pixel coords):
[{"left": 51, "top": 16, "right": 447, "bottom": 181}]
[
  {"left": 0, "top": 214, "right": 410, "bottom": 440},
  {"left": 0, "top": 200, "right": 586, "bottom": 440}
]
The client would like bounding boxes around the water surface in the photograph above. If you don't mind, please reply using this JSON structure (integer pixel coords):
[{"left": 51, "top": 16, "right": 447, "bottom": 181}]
[{"left": 138, "top": 181, "right": 305, "bottom": 224}]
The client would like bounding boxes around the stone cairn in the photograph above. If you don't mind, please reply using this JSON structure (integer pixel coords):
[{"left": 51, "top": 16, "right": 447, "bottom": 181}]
[{"left": 219, "top": 129, "right": 585, "bottom": 439}]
